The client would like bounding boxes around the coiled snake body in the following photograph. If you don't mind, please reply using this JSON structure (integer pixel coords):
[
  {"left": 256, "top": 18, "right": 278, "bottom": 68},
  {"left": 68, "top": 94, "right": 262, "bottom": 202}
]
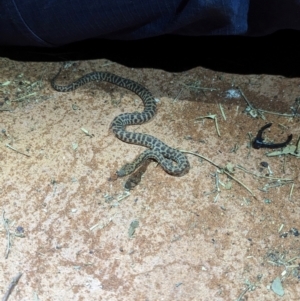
[{"left": 51, "top": 69, "right": 189, "bottom": 177}]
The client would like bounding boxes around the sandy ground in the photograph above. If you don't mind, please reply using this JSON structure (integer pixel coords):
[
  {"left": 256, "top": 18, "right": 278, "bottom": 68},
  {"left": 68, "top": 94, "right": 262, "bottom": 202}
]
[{"left": 0, "top": 58, "right": 300, "bottom": 300}]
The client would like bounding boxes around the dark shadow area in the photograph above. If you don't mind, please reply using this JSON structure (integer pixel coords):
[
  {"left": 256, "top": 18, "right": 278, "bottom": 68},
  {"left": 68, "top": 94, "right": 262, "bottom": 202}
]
[{"left": 1, "top": 30, "right": 300, "bottom": 76}]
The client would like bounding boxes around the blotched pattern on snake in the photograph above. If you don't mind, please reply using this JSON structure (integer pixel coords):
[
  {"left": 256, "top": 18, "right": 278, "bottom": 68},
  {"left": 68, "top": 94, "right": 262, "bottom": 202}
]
[{"left": 51, "top": 68, "right": 190, "bottom": 176}]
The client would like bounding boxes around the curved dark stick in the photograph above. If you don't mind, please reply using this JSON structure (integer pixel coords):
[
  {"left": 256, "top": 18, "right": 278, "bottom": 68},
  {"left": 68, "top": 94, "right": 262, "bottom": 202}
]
[{"left": 252, "top": 123, "right": 293, "bottom": 149}]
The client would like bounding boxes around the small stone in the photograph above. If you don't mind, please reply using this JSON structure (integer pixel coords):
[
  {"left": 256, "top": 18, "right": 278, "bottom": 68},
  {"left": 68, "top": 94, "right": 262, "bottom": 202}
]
[
  {"left": 271, "top": 276, "right": 284, "bottom": 296},
  {"left": 260, "top": 161, "right": 268, "bottom": 167},
  {"left": 16, "top": 226, "right": 24, "bottom": 234},
  {"left": 289, "top": 227, "right": 299, "bottom": 236},
  {"left": 128, "top": 220, "right": 139, "bottom": 237}
]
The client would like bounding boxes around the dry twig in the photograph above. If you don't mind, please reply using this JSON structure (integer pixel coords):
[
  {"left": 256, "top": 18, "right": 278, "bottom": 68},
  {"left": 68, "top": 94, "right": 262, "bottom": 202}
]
[{"left": 2, "top": 272, "right": 22, "bottom": 301}]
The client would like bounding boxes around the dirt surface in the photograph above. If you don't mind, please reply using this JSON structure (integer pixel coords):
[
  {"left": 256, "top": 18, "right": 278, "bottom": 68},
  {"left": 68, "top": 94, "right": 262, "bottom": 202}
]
[{"left": 0, "top": 58, "right": 300, "bottom": 300}]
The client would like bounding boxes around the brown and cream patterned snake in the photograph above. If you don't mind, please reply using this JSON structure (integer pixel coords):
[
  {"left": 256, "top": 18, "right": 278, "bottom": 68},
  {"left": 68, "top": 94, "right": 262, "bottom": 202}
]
[{"left": 51, "top": 68, "right": 189, "bottom": 177}]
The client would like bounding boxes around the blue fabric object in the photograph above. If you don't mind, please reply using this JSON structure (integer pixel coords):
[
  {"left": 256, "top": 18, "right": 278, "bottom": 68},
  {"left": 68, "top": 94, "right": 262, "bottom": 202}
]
[{"left": 1, "top": 0, "right": 300, "bottom": 47}]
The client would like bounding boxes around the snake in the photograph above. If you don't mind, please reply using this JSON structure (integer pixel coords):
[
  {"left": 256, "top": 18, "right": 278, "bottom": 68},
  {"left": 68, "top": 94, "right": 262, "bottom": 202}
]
[{"left": 51, "top": 68, "right": 190, "bottom": 177}]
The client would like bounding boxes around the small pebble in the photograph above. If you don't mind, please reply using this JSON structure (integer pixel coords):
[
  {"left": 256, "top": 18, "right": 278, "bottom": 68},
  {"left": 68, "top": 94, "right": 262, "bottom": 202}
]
[
  {"left": 260, "top": 161, "right": 268, "bottom": 167},
  {"left": 128, "top": 220, "right": 139, "bottom": 237},
  {"left": 290, "top": 227, "right": 299, "bottom": 236},
  {"left": 271, "top": 276, "right": 284, "bottom": 296},
  {"left": 16, "top": 226, "right": 24, "bottom": 234}
]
